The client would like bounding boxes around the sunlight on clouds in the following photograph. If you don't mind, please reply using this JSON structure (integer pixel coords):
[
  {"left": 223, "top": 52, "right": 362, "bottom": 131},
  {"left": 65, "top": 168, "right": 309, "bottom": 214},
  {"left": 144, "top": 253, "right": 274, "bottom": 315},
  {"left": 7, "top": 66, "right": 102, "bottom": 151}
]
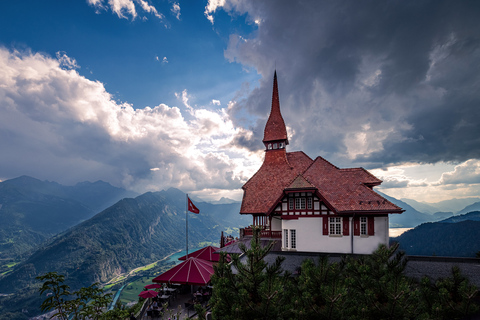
[
  {"left": 437, "top": 160, "right": 480, "bottom": 185},
  {"left": 204, "top": 0, "right": 226, "bottom": 24},
  {"left": 87, "top": 0, "right": 163, "bottom": 20},
  {"left": 171, "top": 2, "right": 181, "bottom": 20},
  {"left": 371, "top": 161, "right": 480, "bottom": 202},
  {"left": 344, "top": 124, "right": 393, "bottom": 159},
  {"left": 0, "top": 47, "right": 259, "bottom": 195}
]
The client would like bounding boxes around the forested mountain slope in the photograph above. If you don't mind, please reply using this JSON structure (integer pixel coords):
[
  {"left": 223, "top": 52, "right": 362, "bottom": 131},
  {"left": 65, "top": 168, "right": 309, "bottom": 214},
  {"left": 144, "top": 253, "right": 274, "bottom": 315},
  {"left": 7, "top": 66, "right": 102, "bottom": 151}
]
[
  {"left": 392, "top": 212, "right": 480, "bottom": 257},
  {"left": 0, "top": 176, "right": 136, "bottom": 262},
  {"left": 0, "top": 189, "right": 247, "bottom": 317}
]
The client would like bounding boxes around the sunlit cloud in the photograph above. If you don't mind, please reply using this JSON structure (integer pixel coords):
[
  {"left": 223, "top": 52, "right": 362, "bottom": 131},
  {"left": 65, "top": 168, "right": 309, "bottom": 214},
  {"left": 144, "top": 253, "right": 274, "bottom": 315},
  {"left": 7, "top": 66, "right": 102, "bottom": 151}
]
[
  {"left": 0, "top": 47, "right": 260, "bottom": 196},
  {"left": 86, "top": 0, "right": 163, "bottom": 20},
  {"left": 204, "top": 0, "right": 226, "bottom": 24},
  {"left": 171, "top": 2, "right": 181, "bottom": 20}
]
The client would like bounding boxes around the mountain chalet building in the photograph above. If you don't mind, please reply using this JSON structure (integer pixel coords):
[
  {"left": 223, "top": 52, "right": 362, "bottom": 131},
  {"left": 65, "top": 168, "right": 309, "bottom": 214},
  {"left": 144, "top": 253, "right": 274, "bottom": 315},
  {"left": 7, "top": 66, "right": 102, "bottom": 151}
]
[{"left": 238, "top": 72, "right": 403, "bottom": 255}]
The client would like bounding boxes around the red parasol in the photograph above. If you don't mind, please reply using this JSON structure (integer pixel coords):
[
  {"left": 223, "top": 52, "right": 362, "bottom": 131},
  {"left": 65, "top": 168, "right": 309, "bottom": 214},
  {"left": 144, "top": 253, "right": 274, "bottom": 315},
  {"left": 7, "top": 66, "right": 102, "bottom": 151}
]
[
  {"left": 152, "top": 257, "right": 214, "bottom": 286},
  {"left": 178, "top": 245, "right": 221, "bottom": 262},
  {"left": 138, "top": 290, "right": 158, "bottom": 299},
  {"left": 144, "top": 283, "right": 163, "bottom": 289}
]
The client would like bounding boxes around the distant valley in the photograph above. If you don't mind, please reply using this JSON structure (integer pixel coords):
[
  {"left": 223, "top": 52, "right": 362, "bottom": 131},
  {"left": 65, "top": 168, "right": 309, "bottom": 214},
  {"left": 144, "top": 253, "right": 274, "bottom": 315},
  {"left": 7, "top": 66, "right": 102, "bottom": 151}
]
[
  {"left": 0, "top": 176, "right": 137, "bottom": 266},
  {"left": 0, "top": 176, "right": 248, "bottom": 317},
  {"left": 392, "top": 211, "right": 480, "bottom": 257},
  {"left": 0, "top": 175, "right": 479, "bottom": 318},
  {"left": 380, "top": 191, "right": 480, "bottom": 228}
]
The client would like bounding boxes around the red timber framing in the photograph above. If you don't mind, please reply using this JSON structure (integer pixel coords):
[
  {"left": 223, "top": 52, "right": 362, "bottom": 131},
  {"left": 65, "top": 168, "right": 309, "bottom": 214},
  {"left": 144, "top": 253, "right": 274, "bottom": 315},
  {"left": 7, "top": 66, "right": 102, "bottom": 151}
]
[{"left": 272, "top": 190, "right": 335, "bottom": 219}]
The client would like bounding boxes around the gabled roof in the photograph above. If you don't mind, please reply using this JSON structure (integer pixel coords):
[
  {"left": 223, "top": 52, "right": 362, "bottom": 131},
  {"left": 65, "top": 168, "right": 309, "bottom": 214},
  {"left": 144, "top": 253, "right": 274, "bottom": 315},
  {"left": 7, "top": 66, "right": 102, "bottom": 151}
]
[
  {"left": 286, "top": 174, "right": 316, "bottom": 190},
  {"left": 302, "top": 157, "right": 402, "bottom": 213},
  {"left": 240, "top": 151, "right": 313, "bottom": 215},
  {"left": 263, "top": 71, "right": 288, "bottom": 144},
  {"left": 240, "top": 154, "right": 403, "bottom": 215}
]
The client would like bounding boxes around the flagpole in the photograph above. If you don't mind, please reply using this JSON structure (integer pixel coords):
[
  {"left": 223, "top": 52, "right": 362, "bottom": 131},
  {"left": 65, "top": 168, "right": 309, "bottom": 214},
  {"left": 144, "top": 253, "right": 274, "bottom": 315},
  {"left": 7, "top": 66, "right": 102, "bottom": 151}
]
[{"left": 186, "top": 194, "right": 188, "bottom": 259}]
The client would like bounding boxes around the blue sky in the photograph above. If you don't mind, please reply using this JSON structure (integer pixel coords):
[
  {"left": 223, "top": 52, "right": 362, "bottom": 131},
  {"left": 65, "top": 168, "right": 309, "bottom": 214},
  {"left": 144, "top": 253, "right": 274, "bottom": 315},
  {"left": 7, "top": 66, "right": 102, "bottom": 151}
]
[{"left": 1, "top": 0, "right": 480, "bottom": 203}]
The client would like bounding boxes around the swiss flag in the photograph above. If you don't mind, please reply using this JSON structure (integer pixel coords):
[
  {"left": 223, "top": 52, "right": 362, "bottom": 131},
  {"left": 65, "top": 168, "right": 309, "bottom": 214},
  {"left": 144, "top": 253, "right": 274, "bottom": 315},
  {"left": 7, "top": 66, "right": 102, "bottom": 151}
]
[{"left": 188, "top": 197, "right": 200, "bottom": 214}]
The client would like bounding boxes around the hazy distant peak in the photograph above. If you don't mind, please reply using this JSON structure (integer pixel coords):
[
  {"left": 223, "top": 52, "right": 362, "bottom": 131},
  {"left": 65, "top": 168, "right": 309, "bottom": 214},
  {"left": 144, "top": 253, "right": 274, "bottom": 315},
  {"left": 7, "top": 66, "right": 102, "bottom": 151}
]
[
  {"left": 75, "top": 180, "right": 113, "bottom": 187},
  {"left": 210, "top": 197, "right": 240, "bottom": 204}
]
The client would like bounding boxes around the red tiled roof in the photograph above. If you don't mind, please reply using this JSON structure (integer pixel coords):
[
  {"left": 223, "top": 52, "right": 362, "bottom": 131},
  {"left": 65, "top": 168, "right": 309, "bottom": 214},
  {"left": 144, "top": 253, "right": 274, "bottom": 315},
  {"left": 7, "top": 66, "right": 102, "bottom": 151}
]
[
  {"left": 240, "top": 153, "right": 402, "bottom": 215},
  {"left": 241, "top": 71, "right": 402, "bottom": 216},
  {"left": 240, "top": 150, "right": 313, "bottom": 215},
  {"left": 263, "top": 71, "right": 288, "bottom": 144},
  {"left": 303, "top": 157, "right": 402, "bottom": 213},
  {"left": 286, "top": 174, "right": 316, "bottom": 190}
]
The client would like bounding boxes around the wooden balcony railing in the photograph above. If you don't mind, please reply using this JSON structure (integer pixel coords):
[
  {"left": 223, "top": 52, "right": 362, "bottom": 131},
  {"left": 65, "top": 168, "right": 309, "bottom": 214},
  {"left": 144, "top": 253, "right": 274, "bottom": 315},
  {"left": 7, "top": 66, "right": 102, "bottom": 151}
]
[{"left": 242, "top": 228, "right": 282, "bottom": 239}]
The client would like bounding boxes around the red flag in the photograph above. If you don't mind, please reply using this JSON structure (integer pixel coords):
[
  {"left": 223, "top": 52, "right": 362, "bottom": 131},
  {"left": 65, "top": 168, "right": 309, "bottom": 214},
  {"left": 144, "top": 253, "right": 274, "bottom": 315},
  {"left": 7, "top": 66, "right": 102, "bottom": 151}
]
[{"left": 188, "top": 197, "right": 200, "bottom": 214}]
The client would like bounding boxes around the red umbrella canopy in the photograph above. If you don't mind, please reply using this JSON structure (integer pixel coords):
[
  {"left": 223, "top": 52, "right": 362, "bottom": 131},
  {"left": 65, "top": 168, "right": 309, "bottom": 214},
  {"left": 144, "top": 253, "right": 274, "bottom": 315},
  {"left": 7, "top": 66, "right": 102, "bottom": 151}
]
[
  {"left": 178, "top": 245, "right": 221, "bottom": 262},
  {"left": 144, "top": 283, "right": 163, "bottom": 289},
  {"left": 152, "top": 257, "right": 214, "bottom": 286},
  {"left": 138, "top": 290, "right": 158, "bottom": 299}
]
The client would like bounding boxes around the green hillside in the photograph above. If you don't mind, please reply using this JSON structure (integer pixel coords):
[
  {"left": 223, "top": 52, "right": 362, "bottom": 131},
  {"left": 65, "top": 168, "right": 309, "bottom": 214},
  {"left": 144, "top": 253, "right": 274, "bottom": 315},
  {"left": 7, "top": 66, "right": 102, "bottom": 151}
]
[
  {"left": 0, "top": 189, "right": 247, "bottom": 317},
  {"left": 392, "top": 213, "right": 480, "bottom": 257},
  {"left": 0, "top": 176, "right": 136, "bottom": 267}
]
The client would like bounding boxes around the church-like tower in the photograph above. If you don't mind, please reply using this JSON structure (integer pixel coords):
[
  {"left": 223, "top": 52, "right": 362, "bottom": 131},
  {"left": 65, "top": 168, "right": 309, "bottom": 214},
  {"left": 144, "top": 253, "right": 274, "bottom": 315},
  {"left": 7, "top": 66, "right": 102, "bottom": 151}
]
[
  {"left": 239, "top": 72, "right": 403, "bottom": 254},
  {"left": 263, "top": 71, "right": 289, "bottom": 151}
]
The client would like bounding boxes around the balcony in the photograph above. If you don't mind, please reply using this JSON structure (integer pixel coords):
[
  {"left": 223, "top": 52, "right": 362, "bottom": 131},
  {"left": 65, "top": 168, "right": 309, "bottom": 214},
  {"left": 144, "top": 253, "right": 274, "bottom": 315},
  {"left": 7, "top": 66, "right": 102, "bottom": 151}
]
[{"left": 242, "top": 227, "right": 282, "bottom": 239}]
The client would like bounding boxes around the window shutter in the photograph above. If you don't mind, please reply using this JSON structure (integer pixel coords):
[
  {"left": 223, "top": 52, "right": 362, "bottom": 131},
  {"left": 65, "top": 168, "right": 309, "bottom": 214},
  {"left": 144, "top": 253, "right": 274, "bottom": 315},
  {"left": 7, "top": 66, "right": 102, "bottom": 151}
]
[
  {"left": 323, "top": 216, "right": 329, "bottom": 235},
  {"left": 368, "top": 216, "right": 375, "bottom": 236},
  {"left": 353, "top": 217, "right": 360, "bottom": 236},
  {"left": 343, "top": 217, "right": 349, "bottom": 235}
]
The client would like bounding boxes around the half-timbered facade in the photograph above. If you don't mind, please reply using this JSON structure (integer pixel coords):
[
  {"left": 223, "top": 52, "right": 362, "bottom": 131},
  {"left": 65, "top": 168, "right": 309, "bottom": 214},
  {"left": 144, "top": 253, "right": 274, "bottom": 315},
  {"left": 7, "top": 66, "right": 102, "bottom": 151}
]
[{"left": 239, "top": 72, "right": 403, "bottom": 254}]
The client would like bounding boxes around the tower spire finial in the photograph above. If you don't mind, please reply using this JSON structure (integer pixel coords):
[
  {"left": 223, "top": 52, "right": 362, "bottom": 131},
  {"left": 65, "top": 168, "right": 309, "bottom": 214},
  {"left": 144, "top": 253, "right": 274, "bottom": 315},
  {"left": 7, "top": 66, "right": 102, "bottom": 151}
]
[{"left": 263, "top": 71, "right": 289, "bottom": 150}]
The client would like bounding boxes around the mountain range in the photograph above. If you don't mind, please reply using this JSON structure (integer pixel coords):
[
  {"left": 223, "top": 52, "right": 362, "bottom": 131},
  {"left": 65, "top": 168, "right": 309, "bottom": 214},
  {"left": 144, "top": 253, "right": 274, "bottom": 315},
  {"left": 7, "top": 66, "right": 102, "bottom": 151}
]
[
  {"left": 0, "top": 179, "right": 248, "bottom": 317},
  {"left": 0, "top": 176, "right": 137, "bottom": 264},
  {"left": 400, "top": 197, "right": 480, "bottom": 215},
  {"left": 392, "top": 211, "right": 480, "bottom": 257},
  {"left": 0, "top": 175, "right": 479, "bottom": 317}
]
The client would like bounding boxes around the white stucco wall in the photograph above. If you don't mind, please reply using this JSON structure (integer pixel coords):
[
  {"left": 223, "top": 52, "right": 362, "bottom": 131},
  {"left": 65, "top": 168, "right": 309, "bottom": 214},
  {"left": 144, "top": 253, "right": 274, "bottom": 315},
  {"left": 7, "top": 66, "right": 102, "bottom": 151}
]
[
  {"left": 281, "top": 216, "right": 389, "bottom": 254},
  {"left": 271, "top": 216, "right": 282, "bottom": 231}
]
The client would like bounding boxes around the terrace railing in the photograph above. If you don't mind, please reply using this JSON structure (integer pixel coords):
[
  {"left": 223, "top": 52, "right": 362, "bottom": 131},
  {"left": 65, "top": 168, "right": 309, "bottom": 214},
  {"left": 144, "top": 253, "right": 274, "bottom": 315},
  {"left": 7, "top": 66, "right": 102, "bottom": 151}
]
[{"left": 242, "top": 227, "right": 282, "bottom": 239}]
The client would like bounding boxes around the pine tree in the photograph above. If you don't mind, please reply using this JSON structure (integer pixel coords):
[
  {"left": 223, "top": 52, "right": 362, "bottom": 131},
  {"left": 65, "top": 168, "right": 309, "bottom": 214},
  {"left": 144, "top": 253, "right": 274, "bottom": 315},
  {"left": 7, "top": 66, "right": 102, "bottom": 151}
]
[{"left": 210, "top": 226, "right": 290, "bottom": 320}]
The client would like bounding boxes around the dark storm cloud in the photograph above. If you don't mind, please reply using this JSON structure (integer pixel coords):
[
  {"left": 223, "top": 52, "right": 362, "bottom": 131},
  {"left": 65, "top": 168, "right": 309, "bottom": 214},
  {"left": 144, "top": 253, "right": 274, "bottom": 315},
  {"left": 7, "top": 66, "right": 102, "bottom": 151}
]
[{"left": 223, "top": 0, "right": 480, "bottom": 166}]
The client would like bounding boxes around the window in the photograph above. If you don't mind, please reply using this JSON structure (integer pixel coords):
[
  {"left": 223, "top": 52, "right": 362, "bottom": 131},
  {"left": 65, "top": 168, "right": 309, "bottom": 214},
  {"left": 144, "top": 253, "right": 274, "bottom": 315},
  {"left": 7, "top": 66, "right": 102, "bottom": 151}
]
[
  {"left": 273, "top": 143, "right": 278, "bottom": 149},
  {"left": 279, "top": 142, "right": 284, "bottom": 149},
  {"left": 295, "top": 198, "right": 306, "bottom": 209},
  {"left": 307, "top": 197, "right": 313, "bottom": 209},
  {"left": 329, "top": 217, "right": 342, "bottom": 235},
  {"left": 268, "top": 143, "right": 272, "bottom": 150},
  {"left": 290, "top": 229, "right": 296, "bottom": 249},
  {"left": 360, "top": 217, "right": 367, "bottom": 235},
  {"left": 288, "top": 198, "right": 294, "bottom": 210},
  {"left": 284, "top": 229, "right": 288, "bottom": 248}
]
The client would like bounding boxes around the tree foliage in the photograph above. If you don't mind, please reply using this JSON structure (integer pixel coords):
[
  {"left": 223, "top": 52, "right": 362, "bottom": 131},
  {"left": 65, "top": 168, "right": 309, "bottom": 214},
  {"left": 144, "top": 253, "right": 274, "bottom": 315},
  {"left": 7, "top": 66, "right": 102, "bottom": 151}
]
[
  {"left": 36, "top": 271, "right": 140, "bottom": 320},
  {"left": 210, "top": 231, "right": 479, "bottom": 320}
]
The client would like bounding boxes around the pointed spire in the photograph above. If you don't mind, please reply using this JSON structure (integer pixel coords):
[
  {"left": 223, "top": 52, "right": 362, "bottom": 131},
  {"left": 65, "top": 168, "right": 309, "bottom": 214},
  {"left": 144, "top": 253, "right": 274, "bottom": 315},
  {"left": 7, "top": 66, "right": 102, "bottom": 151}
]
[{"left": 263, "top": 71, "right": 289, "bottom": 148}]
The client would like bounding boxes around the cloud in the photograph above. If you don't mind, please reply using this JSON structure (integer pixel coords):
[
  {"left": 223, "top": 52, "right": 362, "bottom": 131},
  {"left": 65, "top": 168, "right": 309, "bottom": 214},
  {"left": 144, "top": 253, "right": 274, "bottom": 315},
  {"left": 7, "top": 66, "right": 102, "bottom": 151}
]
[
  {"left": 171, "top": 2, "right": 181, "bottom": 20},
  {"left": 212, "top": 99, "right": 220, "bottom": 106},
  {"left": 0, "top": 47, "right": 260, "bottom": 194},
  {"left": 86, "top": 0, "right": 163, "bottom": 20},
  {"left": 437, "top": 160, "right": 480, "bottom": 185},
  {"left": 214, "top": 0, "right": 480, "bottom": 169},
  {"left": 204, "top": 0, "right": 226, "bottom": 24}
]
